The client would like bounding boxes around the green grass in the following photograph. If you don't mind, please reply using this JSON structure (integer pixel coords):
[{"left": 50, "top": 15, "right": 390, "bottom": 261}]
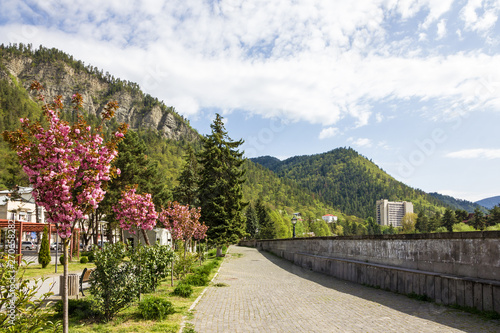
[
  {"left": 22, "top": 260, "right": 96, "bottom": 279},
  {"left": 41, "top": 252, "right": 223, "bottom": 333}
]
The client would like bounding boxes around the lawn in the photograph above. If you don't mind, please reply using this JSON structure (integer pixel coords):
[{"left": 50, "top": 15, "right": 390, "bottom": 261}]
[{"left": 23, "top": 260, "right": 96, "bottom": 279}]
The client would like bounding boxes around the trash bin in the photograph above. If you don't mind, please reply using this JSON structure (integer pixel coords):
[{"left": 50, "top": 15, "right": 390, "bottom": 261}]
[{"left": 59, "top": 274, "right": 79, "bottom": 296}]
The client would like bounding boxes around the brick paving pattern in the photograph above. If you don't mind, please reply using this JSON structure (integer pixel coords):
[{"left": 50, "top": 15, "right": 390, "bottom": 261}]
[{"left": 189, "top": 245, "right": 500, "bottom": 332}]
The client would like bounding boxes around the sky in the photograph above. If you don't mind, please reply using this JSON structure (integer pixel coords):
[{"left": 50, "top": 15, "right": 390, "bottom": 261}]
[{"left": 0, "top": 0, "right": 500, "bottom": 202}]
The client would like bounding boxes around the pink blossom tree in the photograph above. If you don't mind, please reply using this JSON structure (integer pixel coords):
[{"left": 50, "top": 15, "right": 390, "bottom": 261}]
[
  {"left": 113, "top": 186, "right": 158, "bottom": 246},
  {"left": 2, "top": 81, "right": 127, "bottom": 333},
  {"left": 158, "top": 201, "right": 208, "bottom": 284}
]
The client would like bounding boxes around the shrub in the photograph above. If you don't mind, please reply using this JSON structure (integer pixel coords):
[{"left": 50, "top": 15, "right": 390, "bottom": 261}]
[
  {"left": 89, "top": 242, "right": 137, "bottom": 322},
  {"left": 80, "top": 256, "right": 89, "bottom": 264},
  {"left": 129, "top": 244, "right": 174, "bottom": 294},
  {"left": 59, "top": 255, "right": 65, "bottom": 265},
  {"left": 0, "top": 257, "right": 61, "bottom": 331},
  {"left": 53, "top": 298, "right": 100, "bottom": 320},
  {"left": 172, "top": 283, "right": 193, "bottom": 298},
  {"left": 38, "top": 226, "right": 51, "bottom": 268},
  {"left": 183, "top": 273, "right": 208, "bottom": 286},
  {"left": 173, "top": 252, "right": 198, "bottom": 279},
  {"left": 81, "top": 251, "right": 95, "bottom": 262},
  {"left": 138, "top": 297, "right": 175, "bottom": 320}
]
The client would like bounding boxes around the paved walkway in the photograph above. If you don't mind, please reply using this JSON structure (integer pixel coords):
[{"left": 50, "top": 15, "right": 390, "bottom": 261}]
[{"left": 189, "top": 245, "right": 500, "bottom": 333}]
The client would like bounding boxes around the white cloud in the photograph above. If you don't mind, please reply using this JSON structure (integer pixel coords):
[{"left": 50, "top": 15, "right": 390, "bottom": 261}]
[
  {"left": 460, "top": 0, "right": 500, "bottom": 33},
  {"left": 348, "top": 137, "right": 373, "bottom": 148},
  {"left": 446, "top": 148, "right": 500, "bottom": 159},
  {"left": 1, "top": 0, "right": 500, "bottom": 129},
  {"left": 319, "top": 127, "right": 339, "bottom": 140},
  {"left": 437, "top": 19, "right": 447, "bottom": 39}
]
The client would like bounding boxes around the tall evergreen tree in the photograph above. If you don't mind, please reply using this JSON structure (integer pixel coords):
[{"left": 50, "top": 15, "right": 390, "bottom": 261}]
[
  {"left": 38, "top": 226, "right": 50, "bottom": 268},
  {"left": 472, "top": 207, "right": 485, "bottom": 231},
  {"left": 198, "top": 114, "right": 247, "bottom": 256},
  {"left": 415, "top": 211, "right": 429, "bottom": 233},
  {"left": 173, "top": 144, "right": 200, "bottom": 206},
  {"left": 442, "top": 208, "right": 457, "bottom": 232},
  {"left": 245, "top": 203, "right": 259, "bottom": 239},
  {"left": 255, "top": 198, "right": 275, "bottom": 239}
]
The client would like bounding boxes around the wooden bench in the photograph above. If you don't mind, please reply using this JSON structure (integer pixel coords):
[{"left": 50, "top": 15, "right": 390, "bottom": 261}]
[{"left": 79, "top": 268, "right": 94, "bottom": 296}]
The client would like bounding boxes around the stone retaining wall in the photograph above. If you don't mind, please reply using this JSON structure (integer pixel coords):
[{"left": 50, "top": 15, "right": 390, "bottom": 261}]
[{"left": 240, "top": 231, "right": 500, "bottom": 314}]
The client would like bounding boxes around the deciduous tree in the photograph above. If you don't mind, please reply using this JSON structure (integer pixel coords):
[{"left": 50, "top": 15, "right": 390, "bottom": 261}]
[{"left": 2, "top": 81, "right": 127, "bottom": 333}]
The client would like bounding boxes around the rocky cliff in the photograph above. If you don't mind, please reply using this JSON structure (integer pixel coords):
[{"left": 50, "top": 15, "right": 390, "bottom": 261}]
[{"left": 0, "top": 46, "right": 199, "bottom": 142}]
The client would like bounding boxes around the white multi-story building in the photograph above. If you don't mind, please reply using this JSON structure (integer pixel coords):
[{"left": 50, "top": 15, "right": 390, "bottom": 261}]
[
  {"left": 376, "top": 199, "right": 413, "bottom": 227},
  {"left": 322, "top": 214, "right": 338, "bottom": 223}
]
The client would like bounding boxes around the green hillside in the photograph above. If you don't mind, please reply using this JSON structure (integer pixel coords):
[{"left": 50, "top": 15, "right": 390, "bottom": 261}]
[{"left": 253, "top": 147, "right": 448, "bottom": 218}]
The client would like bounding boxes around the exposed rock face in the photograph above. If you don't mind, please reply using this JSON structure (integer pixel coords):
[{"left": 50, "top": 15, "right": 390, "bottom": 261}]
[{"left": 0, "top": 54, "right": 199, "bottom": 142}]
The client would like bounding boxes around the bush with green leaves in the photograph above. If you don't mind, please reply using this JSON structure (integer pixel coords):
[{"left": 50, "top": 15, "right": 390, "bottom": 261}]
[
  {"left": 80, "top": 256, "right": 89, "bottom": 264},
  {"left": 0, "top": 256, "right": 61, "bottom": 332},
  {"left": 171, "top": 283, "right": 193, "bottom": 298},
  {"left": 138, "top": 296, "right": 175, "bottom": 320},
  {"left": 38, "top": 226, "right": 51, "bottom": 268},
  {"left": 173, "top": 252, "right": 199, "bottom": 279},
  {"left": 183, "top": 273, "right": 209, "bottom": 286},
  {"left": 80, "top": 251, "right": 95, "bottom": 262},
  {"left": 129, "top": 244, "right": 174, "bottom": 294},
  {"left": 89, "top": 242, "right": 138, "bottom": 322},
  {"left": 53, "top": 297, "right": 100, "bottom": 320}
]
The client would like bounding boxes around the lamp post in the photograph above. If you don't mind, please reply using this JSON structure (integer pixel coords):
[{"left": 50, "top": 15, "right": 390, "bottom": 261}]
[
  {"left": 291, "top": 216, "right": 297, "bottom": 238},
  {"left": 99, "top": 221, "right": 108, "bottom": 249}
]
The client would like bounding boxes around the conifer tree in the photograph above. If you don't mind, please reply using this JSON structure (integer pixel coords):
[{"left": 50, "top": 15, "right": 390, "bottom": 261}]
[
  {"left": 198, "top": 114, "right": 247, "bottom": 256},
  {"left": 38, "top": 226, "right": 50, "bottom": 268},
  {"left": 173, "top": 144, "right": 200, "bottom": 206},
  {"left": 255, "top": 198, "right": 275, "bottom": 239},
  {"left": 442, "top": 208, "right": 457, "bottom": 232},
  {"left": 245, "top": 203, "right": 258, "bottom": 239},
  {"left": 472, "top": 207, "right": 485, "bottom": 231}
]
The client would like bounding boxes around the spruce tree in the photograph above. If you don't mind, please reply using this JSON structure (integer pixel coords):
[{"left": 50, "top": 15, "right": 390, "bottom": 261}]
[
  {"left": 198, "top": 114, "right": 247, "bottom": 256},
  {"left": 442, "top": 208, "right": 456, "bottom": 232},
  {"left": 245, "top": 203, "right": 258, "bottom": 239},
  {"left": 255, "top": 198, "right": 275, "bottom": 239},
  {"left": 173, "top": 144, "right": 200, "bottom": 206},
  {"left": 38, "top": 226, "right": 51, "bottom": 268}
]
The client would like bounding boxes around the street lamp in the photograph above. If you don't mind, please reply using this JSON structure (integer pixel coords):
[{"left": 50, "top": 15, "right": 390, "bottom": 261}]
[
  {"left": 99, "top": 221, "right": 108, "bottom": 249},
  {"left": 291, "top": 216, "right": 297, "bottom": 238}
]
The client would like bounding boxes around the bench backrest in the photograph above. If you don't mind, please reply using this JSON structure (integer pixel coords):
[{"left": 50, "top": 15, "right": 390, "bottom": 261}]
[{"left": 81, "top": 268, "right": 94, "bottom": 282}]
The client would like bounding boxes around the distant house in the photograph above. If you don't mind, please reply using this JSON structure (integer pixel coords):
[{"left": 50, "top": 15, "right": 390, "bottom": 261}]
[
  {"left": 123, "top": 228, "right": 172, "bottom": 248},
  {"left": 322, "top": 214, "right": 338, "bottom": 223}
]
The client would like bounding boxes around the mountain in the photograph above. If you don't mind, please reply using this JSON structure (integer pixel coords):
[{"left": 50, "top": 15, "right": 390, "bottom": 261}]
[
  {"left": 428, "top": 192, "right": 487, "bottom": 213},
  {"left": 475, "top": 196, "right": 500, "bottom": 210},
  {"left": 0, "top": 44, "right": 198, "bottom": 141},
  {"left": 252, "top": 147, "right": 449, "bottom": 219},
  {"left": 0, "top": 43, "right": 342, "bottom": 222}
]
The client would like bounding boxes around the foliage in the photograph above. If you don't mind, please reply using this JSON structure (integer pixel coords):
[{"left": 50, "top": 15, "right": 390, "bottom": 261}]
[
  {"left": 471, "top": 207, "right": 486, "bottom": 231},
  {"left": 159, "top": 202, "right": 208, "bottom": 245},
  {"left": 59, "top": 255, "right": 65, "bottom": 265},
  {"left": 453, "top": 222, "right": 476, "bottom": 232},
  {"left": 0, "top": 257, "right": 61, "bottom": 332},
  {"left": 80, "top": 256, "right": 89, "bottom": 264},
  {"left": 252, "top": 147, "right": 448, "bottom": 219},
  {"left": 245, "top": 203, "right": 258, "bottom": 239},
  {"left": 53, "top": 298, "right": 100, "bottom": 320},
  {"left": 256, "top": 198, "right": 274, "bottom": 239},
  {"left": 182, "top": 273, "right": 209, "bottom": 286},
  {"left": 80, "top": 251, "right": 95, "bottom": 262},
  {"left": 442, "top": 208, "right": 457, "bottom": 232},
  {"left": 401, "top": 212, "right": 418, "bottom": 233},
  {"left": 173, "top": 252, "right": 199, "bottom": 279},
  {"left": 89, "top": 242, "right": 137, "bottom": 322},
  {"left": 173, "top": 143, "right": 200, "bottom": 206},
  {"left": 129, "top": 244, "right": 174, "bottom": 294},
  {"left": 198, "top": 113, "right": 247, "bottom": 250},
  {"left": 38, "top": 226, "right": 51, "bottom": 268},
  {"left": 171, "top": 283, "right": 193, "bottom": 298},
  {"left": 138, "top": 297, "right": 175, "bottom": 320}
]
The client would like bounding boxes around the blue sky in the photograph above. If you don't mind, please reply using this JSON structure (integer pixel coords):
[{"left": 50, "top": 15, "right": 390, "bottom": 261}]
[{"left": 1, "top": 0, "right": 500, "bottom": 202}]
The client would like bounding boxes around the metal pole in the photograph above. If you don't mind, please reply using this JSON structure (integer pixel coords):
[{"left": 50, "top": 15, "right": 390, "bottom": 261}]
[{"left": 293, "top": 224, "right": 296, "bottom": 238}]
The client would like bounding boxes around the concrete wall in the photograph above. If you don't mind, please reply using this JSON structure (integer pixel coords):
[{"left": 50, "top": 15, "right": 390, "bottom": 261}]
[{"left": 240, "top": 231, "right": 500, "bottom": 314}]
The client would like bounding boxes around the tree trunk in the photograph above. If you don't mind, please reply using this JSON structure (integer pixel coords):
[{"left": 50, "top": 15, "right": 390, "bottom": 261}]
[
  {"left": 62, "top": 238, "right": 69, "bottom": 333},
  {"left": 142, "top": 229, "right": 151, "bottom": 246},
  {"left": 216, "top": 246, "right": 222, "bottom": 257}
]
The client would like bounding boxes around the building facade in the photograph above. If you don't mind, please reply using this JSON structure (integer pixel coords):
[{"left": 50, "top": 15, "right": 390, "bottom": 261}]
[
  {"left": 322, "top": 214, "right": 338, "bottom": 223},
  {"left": 376, "top": 199, "right": 413, "bottom": 227}
]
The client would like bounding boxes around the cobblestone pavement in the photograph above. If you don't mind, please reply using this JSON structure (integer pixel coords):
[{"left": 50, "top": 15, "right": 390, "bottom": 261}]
[{"left": 189, "top": 245, "right": 500, "bottom": 333}]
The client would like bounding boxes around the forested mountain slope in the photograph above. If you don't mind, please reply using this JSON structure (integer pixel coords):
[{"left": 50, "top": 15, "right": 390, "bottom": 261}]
[{"left": 252, "top": 147, "right": 450, "bottom": 218}]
